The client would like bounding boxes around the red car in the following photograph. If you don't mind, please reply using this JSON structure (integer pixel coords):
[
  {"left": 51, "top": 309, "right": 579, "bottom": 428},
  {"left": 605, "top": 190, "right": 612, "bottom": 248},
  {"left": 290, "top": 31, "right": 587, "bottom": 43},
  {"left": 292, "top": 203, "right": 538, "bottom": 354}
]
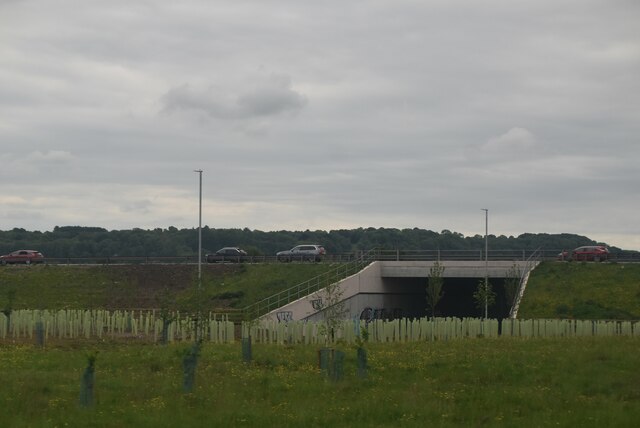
[
  {"left": 571, "top": 246, "right": 609, "bottom": 262},
  {"left": 0, "top": 250, "right": 45, "bottom": 265}
]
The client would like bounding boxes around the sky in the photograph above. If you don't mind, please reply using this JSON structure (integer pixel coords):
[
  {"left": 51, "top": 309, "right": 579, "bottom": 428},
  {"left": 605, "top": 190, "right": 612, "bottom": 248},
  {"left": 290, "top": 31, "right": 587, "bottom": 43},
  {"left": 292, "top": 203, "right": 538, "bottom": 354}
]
[{"left": 1, "top": 0, "right": 639, "bottom": 249}]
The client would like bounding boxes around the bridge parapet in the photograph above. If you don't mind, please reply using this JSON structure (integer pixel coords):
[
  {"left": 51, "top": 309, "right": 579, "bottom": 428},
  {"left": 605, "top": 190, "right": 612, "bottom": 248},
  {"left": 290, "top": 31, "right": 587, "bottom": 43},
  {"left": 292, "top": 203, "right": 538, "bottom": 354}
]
[{"left": 380, "top": 260, "right": 533, "bottom": 278}]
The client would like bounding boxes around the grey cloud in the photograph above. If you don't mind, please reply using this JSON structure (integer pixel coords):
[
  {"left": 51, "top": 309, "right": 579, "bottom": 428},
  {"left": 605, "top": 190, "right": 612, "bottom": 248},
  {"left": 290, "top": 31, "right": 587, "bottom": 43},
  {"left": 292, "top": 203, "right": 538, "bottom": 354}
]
[
  {"left": 161, "top": 74, "right": 307, "bottom": 120},
  {"left": 120, "top": 200, "right": 153, "bottom": 214},
  {"left": 27, "top": 150, "right": 76, "bottom": 164},
  {"left": 483, "top": 128, "right": 536, "bottom": 152},
  {"left": 0, "top": 151, "right": 77, "bottom": 181}
]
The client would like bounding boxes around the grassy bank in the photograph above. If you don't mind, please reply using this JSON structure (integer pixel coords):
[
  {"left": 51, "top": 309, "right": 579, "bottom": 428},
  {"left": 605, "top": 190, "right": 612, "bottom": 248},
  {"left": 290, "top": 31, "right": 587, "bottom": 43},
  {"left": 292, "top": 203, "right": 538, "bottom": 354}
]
[
  {"left": 1, "top": 338, "right": 639, "bottom": 427},
  {"left": 519, "top": 262, "right": 640, "bottom": 319},
  {"left": 0, "top": 263, "right": 334, "bottom": 311},
  {"left": 3, "top": 261, "right": 640, "bottom": 321}
]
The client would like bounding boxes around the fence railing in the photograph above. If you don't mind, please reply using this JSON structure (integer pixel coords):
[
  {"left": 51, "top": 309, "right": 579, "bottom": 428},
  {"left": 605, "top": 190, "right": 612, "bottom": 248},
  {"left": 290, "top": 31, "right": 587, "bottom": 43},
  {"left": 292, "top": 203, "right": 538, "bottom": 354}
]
[
  {"left": 374, "top": 249, "right": 640, "bottom": 262},
  {"left": 10, "top": 249, "right": 640, "bottom": 265},
  {"left": 241, "top": 249, "right": 379, "bottom": 321},
  {"left": 39, "top": 254, "right": 363, "bottom": 265},
  {"left": 374, "top": 249, "right": 538, "bottom": 261},
  {"left": 509, "top": 247, "right": 544, "bottom": 319}
]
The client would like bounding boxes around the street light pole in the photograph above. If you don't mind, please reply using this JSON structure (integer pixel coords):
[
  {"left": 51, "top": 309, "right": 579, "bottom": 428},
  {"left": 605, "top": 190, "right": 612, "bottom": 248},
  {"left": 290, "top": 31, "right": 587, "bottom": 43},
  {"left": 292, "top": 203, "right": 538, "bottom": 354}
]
[
  {"left": 481, "top": 208, "right": 489, "bottom": 319},
  {"left": 194, "top": 169, "right": 203, "bottom": 288}
]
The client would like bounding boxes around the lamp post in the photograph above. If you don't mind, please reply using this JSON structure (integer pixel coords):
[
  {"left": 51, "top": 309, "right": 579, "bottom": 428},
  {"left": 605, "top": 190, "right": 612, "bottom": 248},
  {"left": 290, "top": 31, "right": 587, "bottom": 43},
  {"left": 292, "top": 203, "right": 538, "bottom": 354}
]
[
  {"left": 481, "top": 208, "right": 488, "bottom": 319},
  {"left": 194, "top": 169, "right": 203, "bottom": 288}
]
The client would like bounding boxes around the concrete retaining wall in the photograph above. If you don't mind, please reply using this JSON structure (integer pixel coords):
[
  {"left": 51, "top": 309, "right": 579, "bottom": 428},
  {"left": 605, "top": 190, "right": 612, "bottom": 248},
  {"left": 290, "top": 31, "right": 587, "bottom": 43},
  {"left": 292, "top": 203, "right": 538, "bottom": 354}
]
[{"left": 262, "top": 260, "right": 537, "bottom": 322}]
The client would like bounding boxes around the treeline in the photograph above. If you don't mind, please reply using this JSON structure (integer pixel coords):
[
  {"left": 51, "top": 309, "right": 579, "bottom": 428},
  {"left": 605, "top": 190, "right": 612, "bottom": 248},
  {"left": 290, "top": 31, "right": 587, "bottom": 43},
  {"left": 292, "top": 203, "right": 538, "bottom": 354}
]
[{"left": 0, "top": 226, "right": 619, "bottom": 258}]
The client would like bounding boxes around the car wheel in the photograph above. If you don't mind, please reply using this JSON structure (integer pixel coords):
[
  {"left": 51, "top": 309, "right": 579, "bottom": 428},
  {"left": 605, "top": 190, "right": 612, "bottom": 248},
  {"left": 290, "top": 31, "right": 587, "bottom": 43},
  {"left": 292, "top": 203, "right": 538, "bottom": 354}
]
[{"left": 1, "top": 260, "right": 6, "bottom": 265}]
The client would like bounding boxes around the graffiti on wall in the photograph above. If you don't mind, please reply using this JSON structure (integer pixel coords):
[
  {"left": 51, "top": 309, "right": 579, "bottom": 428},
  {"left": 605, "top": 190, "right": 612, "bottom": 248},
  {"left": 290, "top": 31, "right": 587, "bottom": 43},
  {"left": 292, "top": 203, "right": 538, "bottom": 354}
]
[
  {"left": 310, "top": 298, "right": 323, "bottom": 311},
  {"left": 276, "top": 311, "right": 293, "bottom": 322},
  {"left": 359, "top": 307, "right": 403, "bottom": 323}
]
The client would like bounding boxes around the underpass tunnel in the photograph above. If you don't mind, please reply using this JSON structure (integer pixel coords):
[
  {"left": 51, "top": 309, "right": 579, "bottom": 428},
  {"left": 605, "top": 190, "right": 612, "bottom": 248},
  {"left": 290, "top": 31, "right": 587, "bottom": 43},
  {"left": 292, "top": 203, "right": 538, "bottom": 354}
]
[{"left": 377, "top": 277, "right": 513, "bottom": 320}]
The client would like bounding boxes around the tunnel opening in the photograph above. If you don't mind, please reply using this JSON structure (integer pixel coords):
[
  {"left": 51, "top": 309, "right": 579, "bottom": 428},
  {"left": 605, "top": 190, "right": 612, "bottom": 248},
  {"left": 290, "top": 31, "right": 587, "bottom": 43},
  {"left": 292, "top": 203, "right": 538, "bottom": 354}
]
[
  {"left": 435, "top": 277, "right": 513, "bottom": 319},
  {"left": 390, "top": 277, "right": 514, "bottom": 320}
]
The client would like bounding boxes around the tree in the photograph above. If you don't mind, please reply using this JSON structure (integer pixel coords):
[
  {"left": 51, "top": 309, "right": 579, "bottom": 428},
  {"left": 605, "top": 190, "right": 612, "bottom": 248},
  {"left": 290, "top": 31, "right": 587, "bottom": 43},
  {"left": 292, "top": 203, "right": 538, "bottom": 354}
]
[
  {"left": 313, "top": 280, "right": 346, "bottom": 345},
  {"left": 473, "top": 278, "right": 496, "bottom": 319},
  {"left": 426, "top": 261, "right": 445, "bottom": 317},
  {"left": 0, "top": 227, "right": 626, "bottom": 258}
]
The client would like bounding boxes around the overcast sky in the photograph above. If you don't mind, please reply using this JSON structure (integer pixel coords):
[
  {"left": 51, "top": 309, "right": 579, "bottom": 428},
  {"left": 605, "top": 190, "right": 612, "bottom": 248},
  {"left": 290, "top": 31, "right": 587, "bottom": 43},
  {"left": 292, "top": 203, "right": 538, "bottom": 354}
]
[{"left": 1, "top": 0, "right": 639, "bottom": 249}]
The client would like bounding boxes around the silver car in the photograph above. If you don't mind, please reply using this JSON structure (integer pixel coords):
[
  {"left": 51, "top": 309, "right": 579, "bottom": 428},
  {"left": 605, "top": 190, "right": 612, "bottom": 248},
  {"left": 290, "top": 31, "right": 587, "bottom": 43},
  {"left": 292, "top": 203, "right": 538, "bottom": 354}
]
[{"left": 276, "top": 245, "right": 326, "bottom": 262}]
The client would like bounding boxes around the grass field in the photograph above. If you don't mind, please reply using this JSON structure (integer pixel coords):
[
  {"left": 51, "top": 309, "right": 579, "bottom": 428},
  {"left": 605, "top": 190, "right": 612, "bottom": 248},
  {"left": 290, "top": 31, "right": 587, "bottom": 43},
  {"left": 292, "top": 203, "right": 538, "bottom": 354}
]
[
  {"left": 2, "top": 261, "right": 640, "bottom": 321},
  {"left": 519, "top": 262, "right": 640, "bottom": 319},
  {"left": 1, "top": 337, "right": 639, "bottom": 427},
  {"left": 2, "top": 262, "right": 640, "bottom": 426},
  {"left": 0, "top": 263, "right": 334, "bottom": 311}
]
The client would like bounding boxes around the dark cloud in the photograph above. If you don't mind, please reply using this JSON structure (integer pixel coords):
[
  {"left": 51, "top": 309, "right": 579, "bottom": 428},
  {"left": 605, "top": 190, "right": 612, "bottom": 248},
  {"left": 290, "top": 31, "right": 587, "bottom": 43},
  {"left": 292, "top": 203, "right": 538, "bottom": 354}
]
[{"left": 160, "top": 74, "right": 307, "bottom": 120}]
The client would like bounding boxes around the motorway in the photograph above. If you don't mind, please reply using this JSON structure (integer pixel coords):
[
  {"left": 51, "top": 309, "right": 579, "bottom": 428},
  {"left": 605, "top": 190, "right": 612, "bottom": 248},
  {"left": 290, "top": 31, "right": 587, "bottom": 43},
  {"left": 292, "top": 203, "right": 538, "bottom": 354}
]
[{"left": 17, "top": 249, "right": 640, "bottom": 265}]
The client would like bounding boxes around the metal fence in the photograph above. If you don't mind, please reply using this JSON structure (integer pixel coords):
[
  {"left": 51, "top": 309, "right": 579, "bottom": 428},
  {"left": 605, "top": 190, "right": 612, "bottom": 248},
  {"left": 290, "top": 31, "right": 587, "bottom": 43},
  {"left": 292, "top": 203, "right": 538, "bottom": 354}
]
[
  {"left": 26, "top": 249, "right": 640, "bottom": 265},
  {"left": 373, "top": 249, "right": 640, "bottom": 262},
  {"left": 508, "top": 248, "right": 544, "bottom": 319},
  {"left": 242, "top": 250, "right": 380, "bottom": 320}
]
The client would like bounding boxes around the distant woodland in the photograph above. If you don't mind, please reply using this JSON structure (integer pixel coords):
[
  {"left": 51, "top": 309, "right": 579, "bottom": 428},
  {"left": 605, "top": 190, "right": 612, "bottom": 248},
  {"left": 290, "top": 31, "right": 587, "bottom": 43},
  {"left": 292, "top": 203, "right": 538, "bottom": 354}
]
[{"left": 0, "top": 226, "right": 620, "bottom": 258}]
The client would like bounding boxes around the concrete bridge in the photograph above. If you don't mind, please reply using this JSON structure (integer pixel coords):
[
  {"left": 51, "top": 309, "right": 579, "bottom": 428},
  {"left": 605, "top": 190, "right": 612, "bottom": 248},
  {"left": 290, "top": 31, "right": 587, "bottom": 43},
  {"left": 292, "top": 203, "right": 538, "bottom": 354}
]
[{"left": 262, "top": 260, "right": 538, "bottom": 322}]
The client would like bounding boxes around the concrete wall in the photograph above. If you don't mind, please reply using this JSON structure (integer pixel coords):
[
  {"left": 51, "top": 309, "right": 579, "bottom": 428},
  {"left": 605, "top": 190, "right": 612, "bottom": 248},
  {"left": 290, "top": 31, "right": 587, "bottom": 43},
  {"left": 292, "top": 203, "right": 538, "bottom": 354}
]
[
  {"left": 262, "top": 260, "right": 537, "bottom": 322},
  {"left": 262, "top": 262, "right": 384, "bottom": 322},
  {"left": 304, "top": 289, "right": 425, "bottom": 322},
  {"left": 381, "top": 260, "right": 532, "bottom": 278}
]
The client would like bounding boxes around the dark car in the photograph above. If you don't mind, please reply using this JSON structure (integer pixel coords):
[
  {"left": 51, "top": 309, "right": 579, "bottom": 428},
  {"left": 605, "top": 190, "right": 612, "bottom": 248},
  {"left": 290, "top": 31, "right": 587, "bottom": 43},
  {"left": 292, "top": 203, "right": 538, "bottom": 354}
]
[
  {"left": 276, "top": 244, "right": 326, "bottom": 262},
  {"left": 206, "top": 247, "right": 249, "bottom": 263},
  {"left": 0, "top": 249, "right": 45, "bottom": 265},
  {"left": 571, "top": 245, "right": 609, "bottom": 262}
]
